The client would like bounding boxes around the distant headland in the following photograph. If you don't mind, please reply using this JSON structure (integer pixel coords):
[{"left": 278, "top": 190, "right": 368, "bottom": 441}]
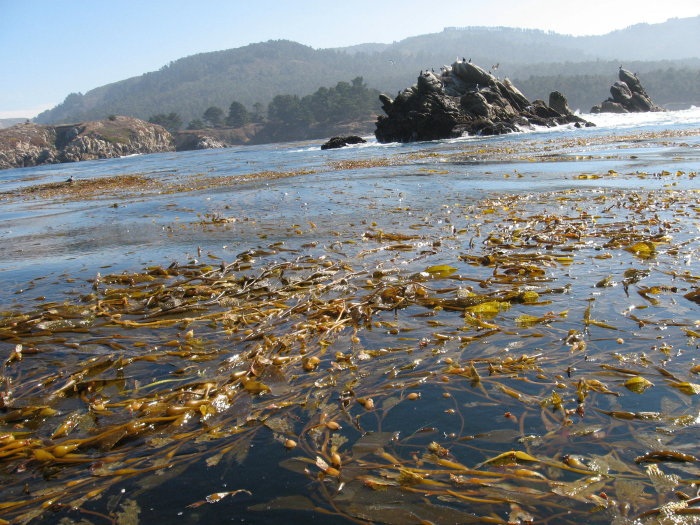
[{"left": 0, "top": 116, "right": 174, "bottom": 170}]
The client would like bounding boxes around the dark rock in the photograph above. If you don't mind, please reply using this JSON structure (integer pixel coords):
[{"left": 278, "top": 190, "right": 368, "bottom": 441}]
[
  {"left": 591, "top": 69, "right": 664, "bottom": 113},
  {"left": 321, "top": 135, "right": 367, "bottom": 150},
  {"left": 375, "top": 60, "right": 593, "bottom": 143},
  {"left": 549, "top": 91, "right": 573, "bottom": 116},
  {"left": 629, "top": 93, "right": 655, "bottom": 112},
  {"left": 596, "top": 100, "right": 628, "bottom": 114},
  {"left": 610, "top": 81, "right": 633, "bottom": 105},
  {"left": 530, "top": 100, "right": 563, "bottom": 120},
  {"left": 460, "top": 92, "right": 492, "bottom": 118},
  {"left": 379, "top": 94, "right": 394, "bottom": 115},
  {"left": 619, "top": 69, "right": 645, "bottom": 94}
]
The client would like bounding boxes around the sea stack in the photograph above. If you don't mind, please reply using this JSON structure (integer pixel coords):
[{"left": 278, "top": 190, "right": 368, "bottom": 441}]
[
  {"left": 374, "top": 59, "right": 593, "bottom": 143},
  {"left": 590, "top": 69, "right": 664, "bottom": 114}
]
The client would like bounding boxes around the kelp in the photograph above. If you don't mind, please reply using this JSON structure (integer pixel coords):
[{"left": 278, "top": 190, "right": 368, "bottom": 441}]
[{"left": 3, "top": 178, "right": 700, "bottom": 524}]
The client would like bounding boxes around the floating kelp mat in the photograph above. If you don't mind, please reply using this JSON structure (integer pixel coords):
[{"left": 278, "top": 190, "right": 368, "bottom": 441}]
[
  {"left": 3, "top": 185, "right": 700, "bottom": 525},
  {"left": 0, "top": 168, "right": 320, "bottom": 203},
  {"left": 4, "top": 127, "right": 700, "bottom": 206}
]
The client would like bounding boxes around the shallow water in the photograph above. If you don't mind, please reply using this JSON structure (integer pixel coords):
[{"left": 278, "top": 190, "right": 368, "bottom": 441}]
[
  {"left": 1, "top": 110, "right": 699, "bottom": 285},
  {"left": 1, "top": 108, "right": 700, "bottom": 524}
]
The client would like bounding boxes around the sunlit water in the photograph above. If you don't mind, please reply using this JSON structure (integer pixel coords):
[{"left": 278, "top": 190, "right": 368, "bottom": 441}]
[
  {"left": 1, "top": 108, "right": 699, "bottom": 289},
  {"left": 1, "top": 107, "right": 700, "bottom": 524}
]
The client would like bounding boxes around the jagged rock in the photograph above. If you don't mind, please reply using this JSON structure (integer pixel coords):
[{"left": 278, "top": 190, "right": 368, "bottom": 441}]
[
  {"left": 530, "top": 100, "right": 563, "bottom": 120},
  {"left": 460, "top": 92, "right": 492, "bottom": 118},
  {"left": 591, "top": 69, "right": 664, "bottom": 114},
  {"left": 549, "top": 91, "right": 573, "bottom": 116},
  {"left": 321, "top": 135, "right": 367, "bottom": 150},
  {"left": 619, "top": 69, "right": 645, "bottom": 94},
  {"left": 0, "top": 116, "right": 174, "bottom": 170},
  {"left": 375, "top": 60, "right": 593, "bottom": 143},
  {"left": 610, "top": 81, "right": 633, "bottom": 105}
]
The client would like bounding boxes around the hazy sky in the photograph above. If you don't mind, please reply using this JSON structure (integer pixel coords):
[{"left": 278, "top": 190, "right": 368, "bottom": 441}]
[{"left": 1, "top": 0, "right": 698, "bottom": 118}]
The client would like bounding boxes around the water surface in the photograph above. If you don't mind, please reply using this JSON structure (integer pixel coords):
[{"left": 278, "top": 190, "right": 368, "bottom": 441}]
[{"left": 1, "top": 109, "right": 700, "bottom": 524}]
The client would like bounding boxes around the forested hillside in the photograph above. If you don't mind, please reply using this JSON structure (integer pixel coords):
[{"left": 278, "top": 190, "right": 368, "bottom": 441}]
[
  {"left": 35, "top": 17, "right": 700, "bottom": 126},
  {"left": 512, "top": 63, "right": 700, "bottom": 111}
]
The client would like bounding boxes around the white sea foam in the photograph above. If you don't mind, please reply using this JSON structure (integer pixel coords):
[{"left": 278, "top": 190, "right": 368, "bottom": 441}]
[
  {"left": 581, "top": 106, "right": 700, "bottom": 130},
  {"left": 286, "top": 107, "right": 700, "bottom": 153}
]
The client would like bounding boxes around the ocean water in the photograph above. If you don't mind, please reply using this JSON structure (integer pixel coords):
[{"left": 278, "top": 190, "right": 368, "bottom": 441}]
[
  {"left": 1, "top": 108, "right": 699, "bottom": 286},
  {"left": 1, "top": 108, "right": 700, "bottom": 524}
]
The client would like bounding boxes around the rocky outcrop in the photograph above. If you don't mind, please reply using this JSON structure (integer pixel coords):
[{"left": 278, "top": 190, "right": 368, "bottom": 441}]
[
  {"left": 0, "top": 116, "right": 174, "bottom": 170},
  {"left": 549, "top": 91, "right": 573, "bottom": 116},
  {"left": 173, "top": 133, "right": 228, "bottom": 151},
  {"left": 173, "top": 124, "right": 265, "bottom": 150},
  {"left": 375, "top": 60, "right": 593, "bottom": 143},
  {"left": 590, "top": 69, "right": 664, "bottom": 114},
  {"left": 320, "top": 135, "right": 367, "bottom": 150}
]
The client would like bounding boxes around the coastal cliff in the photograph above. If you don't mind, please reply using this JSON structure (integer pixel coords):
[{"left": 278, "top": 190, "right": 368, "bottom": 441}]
[{"left": 0, "top": 116, "right": 174, "bottom": 170}]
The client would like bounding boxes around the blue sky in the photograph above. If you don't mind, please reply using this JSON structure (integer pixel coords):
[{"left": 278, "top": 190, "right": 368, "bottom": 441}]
[{"left": 1, "top": 0, "right": 699, "bottom": 118}]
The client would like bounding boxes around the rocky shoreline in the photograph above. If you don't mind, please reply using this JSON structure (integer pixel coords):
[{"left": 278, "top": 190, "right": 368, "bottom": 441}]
[
  {"left": 0, "top": 116, "right": 174, "bottom": 170},
  {"left": 0, "top": 65, "right": 669, "bottom": 168},
  {"left": 0, "top": 117, "right": 379, "bottom": 169}
]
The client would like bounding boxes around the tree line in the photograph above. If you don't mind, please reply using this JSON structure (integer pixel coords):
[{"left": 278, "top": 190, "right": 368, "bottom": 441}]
[
  {"left": 514, "top": 68, "right": 700, "bottom": 112},
  {"left": 147, "top": 67, "right": 700, "bottom": 137},
  {"left": 147, "top": 76, "right": 381, "bottom": 133},
  {"left": 34, "top": 23, "right": 700, "bottom": 126}
]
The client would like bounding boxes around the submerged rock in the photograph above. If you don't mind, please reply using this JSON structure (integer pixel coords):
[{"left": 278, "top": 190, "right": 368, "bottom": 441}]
[
  {"left": 591, "top": 69, "right": 664, "bottom": 114},
  {"left": 321, "top": 135, "right": 367, "bottom": 150},
  {"left": 0, "top": 116, "right": 174, "bottom": 170},
  {"left": 375, "top": 60, "right": 593, "bottom": 143}
]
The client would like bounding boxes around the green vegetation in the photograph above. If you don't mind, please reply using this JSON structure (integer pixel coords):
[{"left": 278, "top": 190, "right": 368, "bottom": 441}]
[
  {"left": 202, "top": 106, "right": 224, "bottom": 127},
  {"left": 34, "top": 18, "right": 700, "bottom": 127},
  {"left": 514, "top": 66, "right": 700, "bottom": 112},
  {"left": 97, "top": 120, "right": 136, "bottom": 144},
  {"left": 259, "top": 76, "right": 381, "bottom": 141},
  {"left": 177, "top": 77, "right": 380, "bottom": 142},
  {"left": 147, "top": 112, "right": 183, "bottom": 132},
  {"left": 226, "top": 101, "right": 250, "bottom": 127},
  {"left": 186, "top": 118, "right": 204, "bottom": 130}
]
